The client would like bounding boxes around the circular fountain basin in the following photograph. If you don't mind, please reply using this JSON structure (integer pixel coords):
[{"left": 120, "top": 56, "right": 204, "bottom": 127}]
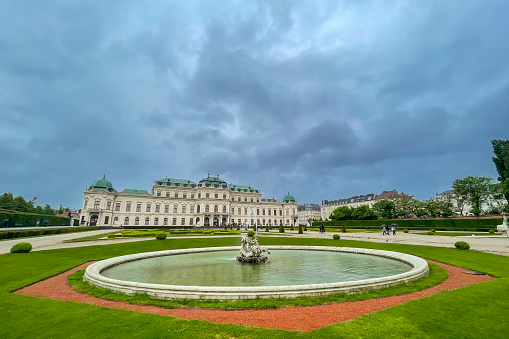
[{"left": 84, "top": 246, "right": 428, "bottom": 300}]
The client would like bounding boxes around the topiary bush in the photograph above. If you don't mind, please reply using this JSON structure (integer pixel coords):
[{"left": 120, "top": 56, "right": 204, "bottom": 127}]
[
  {"left": 431, "top": 229, "right": 436, "bottom": 233},
  {"left": 342, "top": 225, "right": 346, "bottom": 233},
  {"left": 298, "top": 225, "right": 303, "bottom": 234},
  {"left": 455, "top": 241, "right": 470, "bottom": 250},
  {"left": 333, "top": 234, "right": 340, "bottom": 240},
  {"left": 427, "top": 231, "right": 434, "bottom": 235},
  {"left": 489, "top": 229, "right": 495, "bottom": 234},
  {"left": 265, "top": 225, "right": 269, "bottom": 232},
  {"left": 247, "top": 230, "right": 255, "bottom": 237},
  {"left": 10, "top": 242, "right": 32, "bottom": 253},
  {"left": 403, "top": 229, "right": 409, "bottom": 233},
  {"left": 279, "top": 222, "right": 284, "bottom": 233},
  {"left": 155, "top": 232, "right": 167, "bottom": 240}
]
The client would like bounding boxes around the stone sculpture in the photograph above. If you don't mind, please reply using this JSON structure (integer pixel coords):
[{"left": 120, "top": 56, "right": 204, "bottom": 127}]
[
  {"left": 497, "top": 214, "right": 508, "bottom": 236},
  {"left": 237, "top": 235, "right": 270, "bottom": 263}
]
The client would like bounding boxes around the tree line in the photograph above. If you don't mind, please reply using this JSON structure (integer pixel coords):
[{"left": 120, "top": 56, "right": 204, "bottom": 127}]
[
  {"left": 329, "top": 139, "right": 509, "bottom": 221},
  {"left": 0, "top": 192, "right": 74, "bottom": 216}
]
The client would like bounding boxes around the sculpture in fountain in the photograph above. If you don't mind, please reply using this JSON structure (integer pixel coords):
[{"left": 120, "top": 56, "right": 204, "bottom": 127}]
[
  {"left": 237, "top": 235, "right": 270, "bottom": 263},
  {"left": 497, "top": 214, "right": 508, "bottom": 236}
]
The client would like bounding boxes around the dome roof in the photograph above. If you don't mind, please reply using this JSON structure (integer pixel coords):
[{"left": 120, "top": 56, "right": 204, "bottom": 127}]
[
  {"left": 90, "top": 176, "right": 114, "bottom": 191},
  {"left": 283, "top": 193, "right": 296, "bottom": 203}
]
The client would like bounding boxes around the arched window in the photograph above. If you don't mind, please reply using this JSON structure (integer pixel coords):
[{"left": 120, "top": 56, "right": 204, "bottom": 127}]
[
  {"left": 198, "top": 193, "right": 201, "bottom": 198},
  {"left": 124, "top": 217, "right": 129, "bottom": 225},
  {"left": 197, "top": 205, "right": 201, "bottom": 213},
  {"left": 223, "top": 194, "right": 226, "bottom": 199},
  {"left": 222, "top": 205, "right": 226, "bottom": 213},
  {"left": 262, "top": 219, "right": 265, "bottom": 225},
  {"left": 154, "top": 217, "right": 159, "bottom": 225},
  {"left": 135, "top": 217, "right": 140, "bottom": 225},
  {"left": 214, "top": 205, "right": 218, "bottom": 213},
  {"left": 145, "top": 217, "right": 150, "bottom": 225}
]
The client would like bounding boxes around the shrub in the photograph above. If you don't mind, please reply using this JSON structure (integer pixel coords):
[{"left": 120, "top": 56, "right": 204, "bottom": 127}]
[
  {"left": 298, "top": 225, "right": 303, "bottom": 234},
  {"left": 247, "top": 231, "right": 255, "bottom": 237},
  {"left": 489, "top": 229, "right": 495, "bottom": 234},
  {"left": 403, "top": 229, "right": 409, "bottom": 233},
  {"left": 333, "top": 234, "right": 340, "bottom": 240},
  {"left": 10, "top": 242, "right": 32, "bottom": 253},
  {"left": 427, "top": 231, "right": 434, "bottom": 235},
  {"left": 107, "top": 233, "right": 116, "bottom": 239},
  {"left": 431, "top": 229, "right": 436, "bottom": 233},
  {"left": 279, "top": 222, "right": 284, "bottom": 233},
  {"left": 265, "top": 225, "right": 269, "bottom": 232},
  {"left": 342, "top": 225, "right": 346, "bottom": 233},
  {"left": 155, "top": 232, "right": 167, "bottom": 240},
  {"left": 455, "top": 241, "right": 470, "bottom": 250}
]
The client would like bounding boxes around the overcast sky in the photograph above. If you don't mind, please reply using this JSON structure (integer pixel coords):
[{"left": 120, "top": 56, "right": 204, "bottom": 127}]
[{"left": 1, "top": 0, "right": 508, "bottom": 209}]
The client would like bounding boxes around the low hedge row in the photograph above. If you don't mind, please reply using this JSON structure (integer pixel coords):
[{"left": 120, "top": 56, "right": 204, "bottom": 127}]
[
  {"left": 0, "top": 226, "right": 99, "bottom": 240},
  {"left": 1, "top": 210, "right": 78, "bottom": 227},
  {"left": 313, "top": 217, "right": 502, "bottom": 230}
]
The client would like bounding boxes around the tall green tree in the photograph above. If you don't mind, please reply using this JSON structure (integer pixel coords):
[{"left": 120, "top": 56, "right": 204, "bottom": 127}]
[
  {"left": 452, "top": 176, "right": 493, "bottom": 215},
  {"left": 331, "top": 206, "right": 352, "bottom": 220},
  {"left": 372, "top": 199, "right": 396, "bottom": 219},
  {"left": 492, "top": 139, "right": 509, "bottom": 182}
]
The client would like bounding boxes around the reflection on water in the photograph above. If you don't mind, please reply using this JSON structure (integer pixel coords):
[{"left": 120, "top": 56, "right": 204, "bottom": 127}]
[{"left": 102, "top": 250, "right": 412, "bottom": 287}]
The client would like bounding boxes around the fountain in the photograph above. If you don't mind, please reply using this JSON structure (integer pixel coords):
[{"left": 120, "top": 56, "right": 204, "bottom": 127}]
[
  {"left": 497, "top": 214, "right": 508, "bottom": 236},
  {"left": 237, "top": 208, "right": 270, "bottom": 263}
]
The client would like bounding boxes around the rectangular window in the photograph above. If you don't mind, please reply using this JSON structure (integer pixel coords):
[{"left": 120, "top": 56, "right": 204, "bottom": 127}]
[
  {"left": 164, "top": 205, "right": 169, "bottom": 213},
  {"left": 182, "top": 205, "right": 186, "bottom": 213},
  {"left": 154, "top": 218, "right": 159, "bottom": 225},
  {"left": 155, "top": 205, "right": 160, "bottom": 213},
  {"left": 157, "top": 191, "right": 161, "bottom": 197},
  {"left": 262, "top": 209, "right": 265, "bottom": 215},
  {"left": 205, "top": 205, "right": 209, "bottom": 213},
  {"left": 206, "top": 193, "right": 209, "bottom": 198},
  {"left": 244, "top": 208, "right": 248, "bottom": 215},
  {"left": 166, "top": 192, "right": 170, "bottom": 198},
  {"left": 189, "top": 218, "right": 193, "bottom": 225},
  {"left": 268, "top": 209, "right": 271, "bottom": 215},
  {"left": 231, "top": 207, "right": 235, "bottom": 214},
  {"left": 173, "top": 205, "right": 178, "bottom": 213},
  {"left": 183, "top": 194, "right": 187, "bottom": 199},
  {"left": 106, "top": 201, "right": 111, "bottom": 210},
  {"left": 181, "top": 218, "right": 185, "bottom": 225},
  {"left": 172, "top": 218, "right": 177, "bottom": 225},
  {"left": 115, "top": 203, "right": 121, "bottom": 211},
  {"left": 163, "top": 218, "right": 168, "bottom": 225},
  {"left": 146, "top": 204, "right": 151, "bottom": 212},
  {"left": 223, "top": 206, "right": 226, "bottom": 213},
  {"left": 191, "top": 194, "right": 195, "bottom": 199},
  {"left": 94, "top": 201, "right": 100, "bottom": 209},
  {"left": 104, "top": 216, "right": 109, "bottom": 225},
  {"left": 175, "top": 192, "right": 179, "bottom": 198},
  {"left": 257, "top": 209, "right": 259, "bottom": 215},
  {"left": 136, "top": 204, "right": 141, "bottom": 212},
  {"left": 126, "top": 203, "right": 131, "bottom": 212},
  {"left": 190, "top": 206, "right": 194, "bottom": 213},
  {"left": 238, "top": 207, "right": 241, "bottom": 215},
  {"left": 280, "top": 210, "right": 282, "bottom": 216}
]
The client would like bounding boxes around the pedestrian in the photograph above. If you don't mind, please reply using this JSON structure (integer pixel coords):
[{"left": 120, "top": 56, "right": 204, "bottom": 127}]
[
  {"left": 385, "top": 224, "right": 390, "bottom": 235},
  {"left": 382, "top": 224, "right": 387, "bottom": 235},
  {"left": 392, "top": 224, "right": 396, "bottom": 235}
]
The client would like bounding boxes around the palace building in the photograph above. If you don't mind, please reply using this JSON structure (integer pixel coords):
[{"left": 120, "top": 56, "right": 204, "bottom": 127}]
[{"left": 80, "top": 175, "right": 298, "bottom": 227}]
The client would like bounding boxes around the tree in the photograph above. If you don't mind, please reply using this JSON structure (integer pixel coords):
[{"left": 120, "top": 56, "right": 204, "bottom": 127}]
[
  {"left": 350, "top": 205, "right": 377, "bottom": 220},
  {"left": 452, "top": 176, "right": 493, "bottom": 216},
  {"left": 331, "top": 206, "right": 352, "bottom": 220},
  {"left": 372, "top": 200, "right": 396, "bottom": 219},
  {"left": 492, "top": 139, "right": 509, "bottom": 182},
  {"left": 390, "top": 194, "right": 415, "bottom": 218},
  {"left": 409, "top": 199, "right": 427, "bottom": 217}
]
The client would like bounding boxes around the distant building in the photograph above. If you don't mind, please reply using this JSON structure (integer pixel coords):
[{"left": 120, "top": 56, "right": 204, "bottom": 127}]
[
  {"left": 80, "top": 175, "right": 298, "bottom": 227},
  {"left": 320, "top": 190, "right": 402, "bottom": 220},
  {"left": 297, "top": 203, "right": 321, "bottom": 226}
]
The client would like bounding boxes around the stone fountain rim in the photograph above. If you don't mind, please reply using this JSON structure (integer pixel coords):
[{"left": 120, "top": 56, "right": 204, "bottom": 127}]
[{"left": 83, "top": 246, "right": 429, "bottom": 300}]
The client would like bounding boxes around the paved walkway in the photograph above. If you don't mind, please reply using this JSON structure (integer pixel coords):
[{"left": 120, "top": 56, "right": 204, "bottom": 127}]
[{"left": 2, "top": 229, "right": 508, "bottom": 256}]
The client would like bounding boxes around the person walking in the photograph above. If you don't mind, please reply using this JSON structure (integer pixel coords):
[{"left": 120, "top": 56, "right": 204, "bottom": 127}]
[
  {"left": 382, "top": 224, "right": 387, "bottom": 235},
  {"left": 391, "top": 224, "right": 396, "bottom": 235},
  {"left": 385, "top": 224, "right": 390, "bottom": 235}
]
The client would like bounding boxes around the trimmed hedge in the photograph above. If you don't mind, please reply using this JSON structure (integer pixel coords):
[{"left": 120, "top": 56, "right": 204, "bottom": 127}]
[
  {"left": 333, "top": 234, "right": 340, "bottom": 240},
  {"left": 0, "top": 226, "right": 99, "bottom": 240},
  {"left": 455, "top": 241, "right": 470, "bottom": 250},
  {"left": 155, "top": 232, "right": 167, "bottom": 240},
  {"left": 10, "top": 242, "right": 32, "bottom": 253},
  {"left": 0, "top": 209, "right": 77, "bottom": 227},
  {"left": 313, "top": 217, "right": 502, "bottom": 231}
]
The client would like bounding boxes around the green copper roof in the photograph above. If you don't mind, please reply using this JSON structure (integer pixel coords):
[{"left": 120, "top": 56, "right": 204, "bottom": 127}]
[
  {"left": 121, "top": 189, "right": 150, "bottom": 195},
  {"left": 283, "top": 193, "right": 296, "bottom": 202},
  {"left": 200, "top": 175, "right": 227, "bottom": 187},
  {"left": 230, "top": 184, "right": 259, "bottom": 193},
  {"left": 90, "top": 176, "right": 114, "bottom": 192},
  {"left": 157, "top": 178, "right": 197, "bottom": 187}
]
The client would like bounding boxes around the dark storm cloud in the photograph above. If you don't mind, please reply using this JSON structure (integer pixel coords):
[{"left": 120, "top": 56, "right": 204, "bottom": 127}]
[{"left": 1, "top": 0, "right": 508, "bottom": 208}]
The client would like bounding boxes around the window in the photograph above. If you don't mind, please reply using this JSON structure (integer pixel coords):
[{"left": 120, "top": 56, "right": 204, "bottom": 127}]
[
  {"left": 124, "top": 217, "right": 129, "bottom": 225},
  {"left": 231, "top": 207, "right": 235, "bottom": 214},
  {"left": 183, "top": 194, "right": 187, "bottom": 199},
  {"left": 146, "top": 204, "right": 151, "bottom": 212},
  {"left": 155, "top": 205, "right": 160, "bottom": 213},
  {"left": 197, "top": 205, "right": 200, "bottom": 213},
  {"left": 136, "top": 204, "right": 141, "bottom": 212},
  {"left": 250, "top": 219, "right": 254, "bottom": 225},
  {"left": 251, "top": 198, "right": 253, "bottom": 202},
  {"left": 198, "top": 193, "right": 201, "bottom": 198},
  {"left": 114, "top": 217, "right": 118, "bottom": 223},
  {"left": 191, "top": 194, "right": 195, "bottom": 199},
  {"left": 262, "top": 209, "right": 265, "bottom": 215},
  {"left": 94, "top": 201, "right": 100, "bottom": 209},
  {"left": 205, "top": 205, "right": 209, "bottom": 213},
  {"left": 104, "top": 216, "right": 109, "bottom": 225},
  {"left": 145, "top": 217, "right": 149, "bottom": 225},
  {"left": 257, "top": 198, "right": 259, "bottom": 202},
  {"left": 206, "top": 193, "right": 209, "bottom": 198},
  {"left": 157, "top": 191, "right": 161, "bottom": 197},
  {"left": 189, "top": 218, "right": 193, "bottom": 226},
  {"left": 268, "top": 209, "right": 271, "bottom": 215},
  {"left": 115, "top": 203, "right": 121, "bottom": 211},
  {"left": 223, "top": 194, "right": 226, "bottom": 199},
  {"left": 238, "top": 207, "right": 241, "bottom": 215},
  {"left": 280, "top": 210, "right": 282, "bottom": 216},
  {"left": 164, "top": 205, "right": 169, "bottom": 213},
  {"left": 182, "top": 205, "right": 186, "bottom": 213},
  {"left": 173, "top": 205, "right": 178, "bottom": 213},
  {"left": 238, "top": 197, "right": 241, "bottom": 201},
  {"left": 244, "top": 208, "right": 248, "bottom": 215},
  {"left": 257, "top": 209, "right": 259, "bottom": 215},
  {"left": 214, "top": 205, "right": 218, "bottom": 213},
  {"left": 172, "top": 218, "right": 177, "bottom": 225},
  {"left": 166, "top": 192, "right": 170, "bottom": 198},
  {"left": 181, "top": 218, "right": 185, "bottom": 225},
  {"left": 223, "top": 206, "right": 226, "bottom": 213},
  {"left": 106, "top": 201, "right": 111, "bottom": 210},
  {"left": 215, "top": 193, "right": 218, "bottom": 198},
  {"left": 286, "top": 209, "right": 288, "bottom": 216},
  {"left": 126, "top": 203, "right": 131, "bottom": 212},
  {"left": 245, "top": 198, "right": 247, "bottom": 202},
  {"left": 175, "top": 192, "right": 179, "bottom": 198},
  {"left": 135, "top": 217, "right": 140, "bottom": 225},
  {"left": 163, "top": 218, "right": 168, "bottom": 225},
  {"left": 190, "top": 205, "right": 194, "bottom": 213},
  {"left": 84, "top": 200, "right": 88, "bottom": 209},
  {"left": 154, "top": 217, "right": 159, "bottom": 225}
]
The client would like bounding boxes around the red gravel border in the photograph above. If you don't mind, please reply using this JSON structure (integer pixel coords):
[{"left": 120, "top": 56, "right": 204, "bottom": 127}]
[{"left": 14, "top": 260, "right": 493, "bottom": 332}]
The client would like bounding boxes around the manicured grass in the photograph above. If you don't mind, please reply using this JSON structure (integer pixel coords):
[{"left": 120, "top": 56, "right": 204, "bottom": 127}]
[
  {"left": 416, "top": 232, "right": 500, "bottom": 236},
  {"left": 1, "top": 236, "right": 508, "bottom": 338}
]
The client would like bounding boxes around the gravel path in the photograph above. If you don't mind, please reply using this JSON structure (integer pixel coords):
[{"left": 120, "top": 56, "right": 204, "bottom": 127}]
[{"left": 15, "top": 260, "right": 493, "bottom": 332}]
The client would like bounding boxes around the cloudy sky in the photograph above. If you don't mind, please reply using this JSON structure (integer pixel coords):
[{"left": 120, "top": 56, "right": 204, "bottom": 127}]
[{"left": 1, "top": 0, "right": 508, "bottom": 209}]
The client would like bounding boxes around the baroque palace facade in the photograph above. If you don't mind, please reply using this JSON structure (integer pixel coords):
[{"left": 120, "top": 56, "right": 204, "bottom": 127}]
[{"left": 80, "top": 175, "right": 298, "bottom": 227}]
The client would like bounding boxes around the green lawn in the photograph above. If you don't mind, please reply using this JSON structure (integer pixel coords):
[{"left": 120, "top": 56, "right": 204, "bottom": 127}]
[
  {"left": 1, "top": 236, "right": 508, "bottom": 338},
  {"left": 416, "top": 232, "right": 500, "bottom": 236}
]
